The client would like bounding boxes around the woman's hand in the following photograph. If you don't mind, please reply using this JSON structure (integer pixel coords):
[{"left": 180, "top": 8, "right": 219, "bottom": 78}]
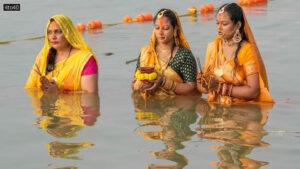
[
  {"left": 40, "top": 76, "right": 58, "bottom": 94},
  {"left": 197, "top": 73, "right": 219, "bottom": 92},
  {"left": 196, "top": 73, "right": 205, "bottom": 92},
  {"left": 132, "top": 78, "right": 154, "bottom": 92},
  {"left": 145, "top": 72, "right": 163, "bottom": 95}
]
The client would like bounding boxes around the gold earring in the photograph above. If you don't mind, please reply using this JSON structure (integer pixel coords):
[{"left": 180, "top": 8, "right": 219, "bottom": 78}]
[{"left": 232, "top": 29, "right": 242, "bottom": 43}]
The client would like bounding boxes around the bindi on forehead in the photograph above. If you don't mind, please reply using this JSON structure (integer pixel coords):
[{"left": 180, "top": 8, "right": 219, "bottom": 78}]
[
  {"left": 155, "top": 18, "right": 171, "bottom": 26},
  {"left": 218, "top": 12, "right": 231, "bottom": 23},
  {"left": 48, "top": 21, "right": 62, "bottom": 31},
  {"left": 218, "top": 6, "right": 227, "bottom": 22}
]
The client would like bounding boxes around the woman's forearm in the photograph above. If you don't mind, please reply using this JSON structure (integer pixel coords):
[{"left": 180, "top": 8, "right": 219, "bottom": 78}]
[{"left": 174, "top": 82, "right": 197, "bottom": 95}]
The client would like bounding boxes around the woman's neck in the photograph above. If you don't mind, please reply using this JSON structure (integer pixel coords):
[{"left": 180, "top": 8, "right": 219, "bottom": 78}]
[
  {"left": 156, "top": 41, "right": 175, "bottom": 51},
  {"left": 55, "top": 46, "right": 72, "bottom": 62}
]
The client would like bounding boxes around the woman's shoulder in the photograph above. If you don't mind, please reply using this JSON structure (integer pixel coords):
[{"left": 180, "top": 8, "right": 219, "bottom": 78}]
[
  {"left": 240, "top": 41, "right": 252, "bottom": 50},
  {"left": 141, "top": 45, "right": 150, "bottom": 51},
  {"left": 75, "top": 49, "right": 94, "bottom": 57},
  {"left": 176, "top": 47, "right": 196, "bottom": 63},
  {"left": 206, "top": 42, "right": 215, "bottom": 52},
  {"left": 238, "top": 41, "right": 257, "bottom": 63},
  {"left": 178, "top": 46, "right": 192, "bottom": 56}
]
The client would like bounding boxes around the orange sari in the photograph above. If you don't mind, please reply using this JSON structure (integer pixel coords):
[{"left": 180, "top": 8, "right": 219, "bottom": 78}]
[{"left": 203, "top": 7, "right": 273, "bottom": 104}]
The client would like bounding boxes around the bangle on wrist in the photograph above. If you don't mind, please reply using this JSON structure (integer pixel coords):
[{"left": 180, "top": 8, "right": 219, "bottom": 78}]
[
  {"left": 217, "top": 83, "right": 233, "bottom": 96},
  {"left": 171, "top": 82, "right": 177, "bottom": 91},
  {"left": 161, "top": 77, "right": 166, "bottom": 87},
  {"left": 221, "top": 83, "right": 226, "bottom": 96},
  {"left": 228, "top": 84, "right": 233, "bottom": 97}
]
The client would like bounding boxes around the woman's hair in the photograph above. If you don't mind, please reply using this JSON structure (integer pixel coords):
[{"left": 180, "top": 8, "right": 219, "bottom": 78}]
[
  {"left": 46, "top": 18, "right": 57, "bottom": 73},
  {"left": 217, "top": 3, "right": 247, "bottom": 66},
  {"left": 153, "top": 8, "right": 177, "bottom": 28}
]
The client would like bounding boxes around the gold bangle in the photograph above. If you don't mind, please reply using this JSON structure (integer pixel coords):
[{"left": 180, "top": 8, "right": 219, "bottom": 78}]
[
  {"left": 169, "top": 80, "right": 174, "bottom": 90},
  {"left": 163, "top": 78, "right": 168, "bottom": 89},
  {"left": 208, "top": 76, "right": 211, "bottom": 90},
  {"left": 163, "top": 78, "right": 170, "bottom": 90},
  {"left": 217, "top": 83, "right": 221, "bottom": 94},
  {"left": 229, "top": 84, "right": 233, "bottom": 97},
  {"left": 222, "top": 83, "right": 226, "bottom": 96}
]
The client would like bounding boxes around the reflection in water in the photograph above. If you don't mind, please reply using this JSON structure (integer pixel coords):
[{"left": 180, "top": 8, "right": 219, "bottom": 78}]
[
  {"left": 200, "top": 13, "right": 214, "bottom": 23},
  {"left": 53, "top": 167, "right": 77, "bottom": 169},
  {"left": 196, "top": 102, "right": 273, "bottom": 169},
  {"left": 188, "top": 14, "right": 198, "bottom": 23},
  {"left": 26, "top": 90, "right": 100, "bottom": 167},
  {"left": 132, "top": 93, "right": 198, "bottom": 169},
  {"left": 243, "top": 3, "right": 268, "bottom": 16},
  {"left": 46, "top": 141, "right": 94, "bottom": 160},
  {"left": 188, "top": 3, "right": 268, "bottom": 24}
]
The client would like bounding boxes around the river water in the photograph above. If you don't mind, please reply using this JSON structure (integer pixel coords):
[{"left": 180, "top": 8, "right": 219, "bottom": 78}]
[{"left": 0, "top": 0, "right": 299, "bottom": 169}]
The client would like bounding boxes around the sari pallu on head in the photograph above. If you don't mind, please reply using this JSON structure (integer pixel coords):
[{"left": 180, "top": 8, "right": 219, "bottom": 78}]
[
  {"left": 41, "top": 14, "right": 92, "bottom": 77},
  {"left": 139, "top": 9, "right": 191, "bottom": 82},
  {"left": 25, "top": 14, "right": 98, "bottom": 90}
]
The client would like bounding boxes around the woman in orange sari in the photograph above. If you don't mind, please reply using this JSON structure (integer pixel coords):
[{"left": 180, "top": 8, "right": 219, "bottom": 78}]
[
  {"left": 197, "top": 3, "right": 273, "bottom": 104},
  {"left": 25, "top": 14, "right": 98, "bottom": 93},
  {"left": 132, "top": 9, "right": 197, "bottom": 97}
]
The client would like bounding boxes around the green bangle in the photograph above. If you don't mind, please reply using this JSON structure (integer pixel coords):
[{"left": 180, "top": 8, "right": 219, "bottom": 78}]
[
  {"left": 161, "top": 77, "right": 166, "bottom": 87},
  {"left": 171, "top": 82, "right": 176, "bottom": 91}
]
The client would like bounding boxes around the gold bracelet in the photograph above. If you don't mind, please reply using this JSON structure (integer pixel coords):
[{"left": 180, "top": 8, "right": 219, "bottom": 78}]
[
  {"left": 169, "top": 80, "right": 174, "bottom": 90},
  {"left": 163, "top": 78, "right": 168, "bottom": 89},
  {"left": 208, "top": 76, "right": 211, "bottom": 90},
  {"left": 217, "top": 83, "right": 221, "bottom": 94},
  {"left": 163, "top": 79, "right": 170, "bottom": 90},
  {"left": 229, "top": 84, "right": 233, "bottom": 97},
  {"left": 222, "top": 83, "right": 226, "bottom": 96}
]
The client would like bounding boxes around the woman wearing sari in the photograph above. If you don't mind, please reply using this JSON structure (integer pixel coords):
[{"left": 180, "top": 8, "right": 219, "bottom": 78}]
[
  {"left": 197, "top": 3, "right": 273, "bottom": 104},
  {"left": 25, "top": 14, "right": 98, "bottom": 93},
  {"left": 132, "top": 9, "right": 197, "bottom": 96}
]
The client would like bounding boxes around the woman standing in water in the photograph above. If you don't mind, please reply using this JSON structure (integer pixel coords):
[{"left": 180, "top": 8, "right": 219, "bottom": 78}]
[
  {"left": 25, "top": 14, "right": 98, "bottom": 93},
  {"left": 197, "top": 3, "right": 273, "bottom": 104},
  {"left": 132, "top": 9, "right": 198, "bottom": 97}
]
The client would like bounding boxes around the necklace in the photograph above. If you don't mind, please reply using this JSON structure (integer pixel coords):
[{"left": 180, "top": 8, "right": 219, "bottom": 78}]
[
  {"left": 222, "top": 39, "right": 236, "bottom": 46},
  {"left": 52, "top": 46, "right": 72, "bottom": 82},
  {"left": 214, "top": 45, "right": 235, "bottom": 77},
  {"left": 156, "top": 44, "right": 175, "bottom": 75}
]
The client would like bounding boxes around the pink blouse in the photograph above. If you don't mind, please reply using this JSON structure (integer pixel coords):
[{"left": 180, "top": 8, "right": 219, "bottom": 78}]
[{"left": 81, "top": 56, "right": 98, "bottom": 76}]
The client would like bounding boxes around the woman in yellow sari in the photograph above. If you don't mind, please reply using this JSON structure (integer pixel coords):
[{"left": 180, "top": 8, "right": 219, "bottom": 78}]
[
  {"left": 132, "top": 9, "right": 197, "bottom": 96},
  {"left": 197, "top": 3, "right": 273, "bottom": 104},
  {"left": 25, "top": 14, "right": 98, "bottom": 93}
]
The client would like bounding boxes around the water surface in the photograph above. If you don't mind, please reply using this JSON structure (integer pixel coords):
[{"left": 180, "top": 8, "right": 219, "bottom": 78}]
[{"left": 0, "top": 0, "right": 300, "bottom": 169}]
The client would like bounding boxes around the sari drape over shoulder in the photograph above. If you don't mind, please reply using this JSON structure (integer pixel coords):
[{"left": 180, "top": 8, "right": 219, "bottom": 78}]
[
  {"left": 25, "top": 14, "right": 98, "bottom": 91},
  {"left": 138, "top": 9, "right": 194, "bottom": 96},
  {"left": 203, "top": 5, "right": 273, "bottom": 104}
]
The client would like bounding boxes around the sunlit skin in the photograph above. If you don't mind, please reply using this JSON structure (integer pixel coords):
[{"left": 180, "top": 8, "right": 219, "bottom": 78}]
[
  {"left": 197, "top": 11, "right": 260, "bottom": 100},
  {"left": 217, "top": 12, "right": 238, "bottom": 40},
  {"left": 48, "top": 21, "right": 69, "bottom": 53},
  {"left": 133, "top": 15, "right": 196, "bottom": 95},
  {"left": 41, "top": 21, "right": 98, "bottom": 93}
]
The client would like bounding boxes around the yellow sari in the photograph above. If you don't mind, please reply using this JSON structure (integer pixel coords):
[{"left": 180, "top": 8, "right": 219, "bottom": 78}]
[
  {"left": 203, "top": 7, "right": 273, "bottom": 104},
  {"left": 24, "top": 14, "right": 98, "bottom": 91},
  {"left": 138, "top": 9, "right": 191, "bottom": 96}
]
